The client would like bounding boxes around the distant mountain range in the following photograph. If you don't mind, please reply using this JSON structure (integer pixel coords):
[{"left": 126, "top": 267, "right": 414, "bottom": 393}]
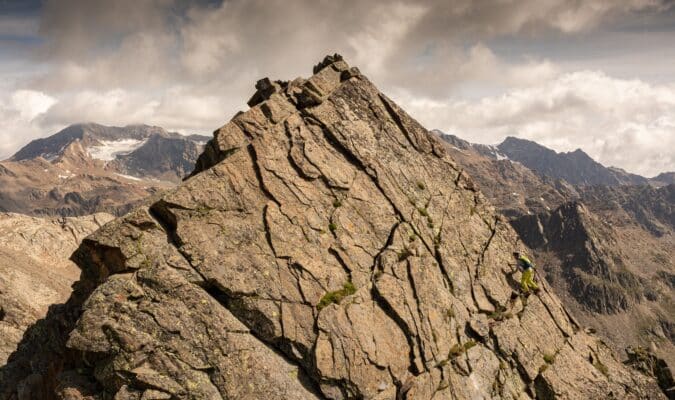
[
  {"left": 435, "top": 130, "right": 671, "bottom": 187},
  {"left": 434, "top": 129, "right": 675, "bottom": 370},
  {"left": 0, "top": 123, "right": 209, "bottom": 216},
  {"left": 497, "top": 136, "right": 649, "bottom": 186}
]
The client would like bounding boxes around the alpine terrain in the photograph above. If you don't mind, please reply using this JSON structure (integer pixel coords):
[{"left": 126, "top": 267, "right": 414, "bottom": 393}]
[
  {"left": 437, "top": 131, "right": 675, "bottom": 395},
  {"left": 0, "top": 123, "right": 209, "bottom": 217},
  {"left": 495, "top": 136, "right": 649, "bottom": 186},
  {"left": 0, "top": 212, "right": 114, "bottom": 364},
  {"left": 0, "top": 55, "right": 667, "bottom": 399}
]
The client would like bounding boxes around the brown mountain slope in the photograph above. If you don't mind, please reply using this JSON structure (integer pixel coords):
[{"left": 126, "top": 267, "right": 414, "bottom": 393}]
[
  {"left": 436, "top": 131, "right": 675, "bottom": 384},
  {"left": 0, "top": 124, "right": 208, "bottom": 217},
  {"left": 0, "top": 212, "right": 114, "bottom": 364},
  {"left": 512, "top": 198, "right": 675, "bottom": 369},
  {"left": 0, "top": 156, "right": 167, "bottom": 217},
  {"left": 0, "top": 55, "right": 664, "bottom": 399},
  {"left": 435, "top": 133, "right": 577, "bottom": 218}
]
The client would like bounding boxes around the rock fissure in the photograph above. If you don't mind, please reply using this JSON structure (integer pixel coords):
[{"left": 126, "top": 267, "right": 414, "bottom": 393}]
[
  {"left": 377, "top": 94, "right": 422, "bottom": 154},
  {"left": 202, "top": 281, "right": 327, "bottom": 398},
  {"left": 476, "top": 217, "right": 499, "bottom": 274},
  {"left": 247, "top": 143, "right": 282, "bottom": 207}
]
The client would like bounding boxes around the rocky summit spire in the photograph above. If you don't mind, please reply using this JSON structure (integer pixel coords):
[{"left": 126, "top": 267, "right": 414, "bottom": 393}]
[{"left": 0, "top": 55, "right": 665, "bottom": 399}]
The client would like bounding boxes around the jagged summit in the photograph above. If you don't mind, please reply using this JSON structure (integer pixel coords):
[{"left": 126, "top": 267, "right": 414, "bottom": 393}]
[
  {"left": 497, "top": 136, "right": 648, "bottom": 186},
  {"left": 0, "top": 55, "right": 665, "bottom": 399}
]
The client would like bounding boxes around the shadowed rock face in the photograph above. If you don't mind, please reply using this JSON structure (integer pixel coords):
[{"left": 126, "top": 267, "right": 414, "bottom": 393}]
[
  {"left": 0, "top": 56, "right": 665, "bottom": 399},
  {"left": 650, "top": 172, "right": 675, "bottom": 187},
  {"left": 0, "top": 212, "right": 114, "bottom": 365},
  {"left": 578, "top": 184, "right": 674, "bottom": 237}
]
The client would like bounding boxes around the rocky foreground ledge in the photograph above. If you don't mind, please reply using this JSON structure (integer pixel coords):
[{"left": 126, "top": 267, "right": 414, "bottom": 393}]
[{"left": 0, "top": 55, "right": 666, "bottom": 399}]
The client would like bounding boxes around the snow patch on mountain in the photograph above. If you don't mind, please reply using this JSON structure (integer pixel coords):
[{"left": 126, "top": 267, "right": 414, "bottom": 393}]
[
  {"left": 114, "top": 173, "right": 143, "bottom": 181},
  {"left": 88, "top": 139, "right": 146, "bottom": 161},
  {"left": 42, "top": 153, "right": 59, "bottom": 162}
]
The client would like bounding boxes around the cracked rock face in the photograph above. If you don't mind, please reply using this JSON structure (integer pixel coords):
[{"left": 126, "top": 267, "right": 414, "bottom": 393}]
[{"left": 0, "top": 56, "right": 665, "bottom": 399}]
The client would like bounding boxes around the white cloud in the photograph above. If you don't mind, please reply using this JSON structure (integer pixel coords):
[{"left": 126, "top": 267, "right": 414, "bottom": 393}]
[
  {"left": 31, "top": 87, "right": 230, "bottom": 135},
  {"left": 0, "top": 90, "right": 56, "bottom": 159},
  {"left": 1, "top": 0, "right": 673, "bottom": 176},
  {"left": 400, "top": 71, "right": 675, "bottom": 176},
  {"left": 11, "top": 90, "right": 56, "bottom": 120}
]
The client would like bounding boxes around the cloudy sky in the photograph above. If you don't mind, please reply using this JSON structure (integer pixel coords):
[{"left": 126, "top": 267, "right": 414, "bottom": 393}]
[{"left": 1, "top": 0, "right": 674, "bottom": 176}]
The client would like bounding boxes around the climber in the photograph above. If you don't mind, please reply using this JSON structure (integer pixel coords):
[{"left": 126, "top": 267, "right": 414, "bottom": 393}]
[{"left": 513, "top": 252, "right": 539, "bottom": 295}]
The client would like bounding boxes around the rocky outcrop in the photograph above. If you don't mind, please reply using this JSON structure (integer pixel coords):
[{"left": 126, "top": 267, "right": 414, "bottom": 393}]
[
  {"left": 0, "top": 56, "right": 665, "bottom": 399},
  {"left": 625, "top": 346, "right": 675, "bottom": 399},
  {"left": 0, "top": 212, "right": 114, "bottom": 364}
]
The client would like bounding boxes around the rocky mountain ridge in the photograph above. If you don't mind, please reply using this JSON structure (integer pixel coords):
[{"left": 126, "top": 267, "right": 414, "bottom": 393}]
[
  {"left": 11, "top": 123, "right": 206, "bottom": 166},
  {"left": 651, "top": 172, "right": 675, "bottom": 187},
  {"left": 0, "top": 55, "right": 665, "bottom": 399},
  {"left": 496, "top": 136, "right": 649, "bottom": 186},
  {"left": 435, "top": 130, "right": 675, "bottom": 387},
  {"left": 0, "top": 124, "right": 209, "bottom": 217}
]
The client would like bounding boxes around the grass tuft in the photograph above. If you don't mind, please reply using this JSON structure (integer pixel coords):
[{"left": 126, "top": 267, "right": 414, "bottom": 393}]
[
  {"left": 543, "top": 353, "right": 556, "bottom": 364},
  {"left": 398, "top": 247, "right": 413, "bottom": 261},
  {"left": 448, "top": 340, "right": 477, "bottom": 358},
  {"left": 463, "top": 340, "right": 477, "bottom": 351},
  {"left": 448, "top": 344, "right": 463, "bottom": 357},
  {"left": 317, "top": 282, "right": 357, "bottom": 311},
  {"left": 593, "top": 360, "right": 609, "bottom": 377}
]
